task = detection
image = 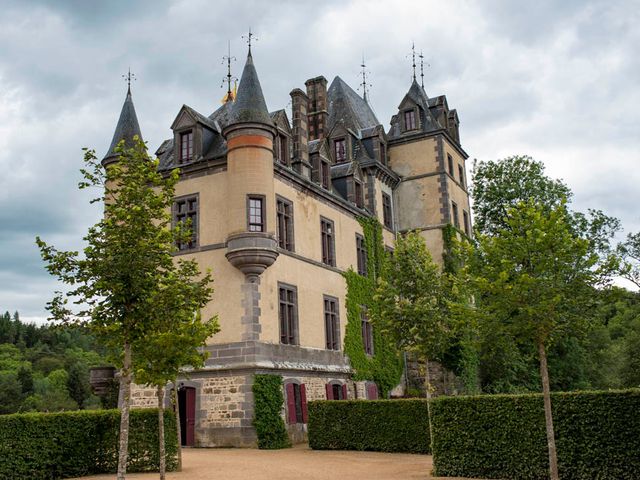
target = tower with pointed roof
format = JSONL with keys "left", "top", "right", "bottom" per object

{"left": 104, "top": 43, "right": 472, "bottom": 448}
{"left": 102, "top": 86, "right": 143, "bottom": 166}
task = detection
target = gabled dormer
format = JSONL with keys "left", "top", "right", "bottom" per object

{"left": 447, "top": 109, "right": 460, "bottom": 144}
{"left": 330, "top": 160, "right": 366, "bottom": 209}
{"left": 327, "top": 123, "right": 354, "bottom": 164}
{"left": 309, "top": 138, "right": 332, "bottom": 190}
{"left": 388, "top": 80, "right": 442, "bottom": 140}
{"left": 270, "top": 109, "right": 292, "bottom": 166}
{"left": 170, "top": 105, "right": 221, "bottom": 165}
{"left": 360, "top": 125, "right": 388, "bottom": 166}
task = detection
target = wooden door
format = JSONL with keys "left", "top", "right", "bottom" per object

{"left": 178, "top": 386, "right": 196, "bottom": 446}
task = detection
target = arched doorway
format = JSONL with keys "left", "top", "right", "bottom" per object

{"left": 178, "top": 386, "right": 196, "bottom": 446}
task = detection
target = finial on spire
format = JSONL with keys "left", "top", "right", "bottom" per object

{"left": 221, "top": 40, "right": 237, "bottom": 103}
{"left": 242, "top": 27, "right": 258, "bottom": 53}
{"left": 122, "top": 68, "right": 136, "bottom": 94}
{"left": 411, "top": 42, "right": 416, "bottom": 81}
{"left": 419, "top": 50, "right": 425, "bottom": 88}
{"left": 358, "top": 53, "right": 372, "bottom": 103}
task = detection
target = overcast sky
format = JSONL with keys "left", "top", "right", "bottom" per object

{"left": 0, "top": 0, "right": 638, "bottom": 323}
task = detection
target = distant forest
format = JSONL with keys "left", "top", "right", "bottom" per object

{"left": 0, "top": 311, "right": 111, "bottom": 414}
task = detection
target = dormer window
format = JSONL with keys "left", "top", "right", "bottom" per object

{"left": 334, "top": 138, "right": 347, "bottom": 163}
{"left": 276, "top": 134, "right": 289, "bottom": 166}
{"left": 180, "top": 131, "right": 193, "bottom": 163}
{"left": 355, "top": 181, "right": 364, "bottom": 208}
{"left": 379, "top": 142, "right": 387, "bottom": 165}
{"left": 404, "top": 109, "right": 417, "bottom": 131}
{"left": 321, "top": 160, "right": 330, "bottom": 189}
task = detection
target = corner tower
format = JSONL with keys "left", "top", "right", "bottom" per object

{"left": 222, "top": 47, "right": 278, "bottom": 341}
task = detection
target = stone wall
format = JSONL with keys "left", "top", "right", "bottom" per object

{"left": 406, "top": 357, "right": 463, "bottom": 397}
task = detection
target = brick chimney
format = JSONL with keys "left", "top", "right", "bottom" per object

{"left": 305, "top": 76, "right": 328, "bottom": 141}
{"left": 289, "top": 88, "right": 311, "bottom": 178}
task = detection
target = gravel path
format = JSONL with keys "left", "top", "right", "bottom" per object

{"left": 70, "top": 444, "right": 476, "bottom": 480}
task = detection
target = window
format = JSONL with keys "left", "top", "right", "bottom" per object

{"left": 275, "top": 134, "right": 289, "bottom": 165}
{"left": 321, "top": 160, "right": 330, "bottom": 189}
{"left": 379, "top": 142, "right": 386, "bottom": 164}
{"left": 180, "top": 131, "right": 193, "bottom": 163}
{"left": 452, "top": 201, "right": 460, "bottom": 228}
{"left": 382, "top": 192, "right": 393, "bottom": 229}
{"left": 463, "top": 210, "right": 470, "bottom": 236}
{"left": 326, "top": 382, "right": 347, "bottom": 400}
{"left": 447, "top": 154, "right": 454, "bottom": 175}
{"left": 356, "top": 234, "right": 367, "bottom": 276}
{"left": 334, "top": 138, "right": 347, "bottom": 162}
{"left": 279, "top": 284, "right": 298, "bottom": 345}
{"left": 285, "top": 382, "right": 308, "bottom": 424}
{"left": 324, "top": 296, "right": 340, "bottom": 351}
{"left": 173, "top": 195, "right": 198, "bottom": 250}
{"left": 247, "top": 195, "right": 265, "bottom": 232}
{"left": 361, "top": 309, "right": 374, "bottom": 355}
{"left": 276, "top": 197, "right": 294, "bottom": 251}
{"left": 404, "top": 109, "right": 417, "bottom": 131}
{"left": 321, "top": 217, "right": 335, "bottom": 266}
{"left": 355, "top": 181, "right": 364, "bottom": 208}
{"left": 458, "top": 164, "right": 465, "bottom": 188}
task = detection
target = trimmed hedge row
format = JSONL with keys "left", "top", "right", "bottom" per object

{"left": 252, "top": 374, "right": 290, "bottom": 449}
{"left": 308, "top": 399, "right": 430, "bottom": 453}
{"left": 432, "top": 390, "right": 640, "bottom": 480}
{"left": 0, "top": 409, "right": 178, "bottom": 480}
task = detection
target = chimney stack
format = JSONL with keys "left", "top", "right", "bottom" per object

{"left": 290, "top": 88, "right": 311, "bottom": 178}
{"left": 305, "top": 76, "right": 328, "bottom": 141}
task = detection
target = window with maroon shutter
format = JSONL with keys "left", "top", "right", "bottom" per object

{"left": 325, "top": 383, "right": 333, "bottom": 400}
{"left": 286, "top": 383, "right": 297, "bottom": 424}
{"left": 341, "top": 383, "right": 348, "bottom": 400}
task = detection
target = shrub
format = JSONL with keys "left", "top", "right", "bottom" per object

{"left": 432, "top": 390, "right": 640, "bottom": 480}
{"left": 308, "top": 399, "right": 430, "bottom": 453}
{"left": 252, "top": 374, "right": 290, "bottom": 449}
{"left": 0, "top": 408, "right": 177, "bottom": 479}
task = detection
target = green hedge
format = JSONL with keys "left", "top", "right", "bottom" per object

{"left": 308, "top": 399, "right": 430, "bottom": 453}
{"left": 432, "top": 390, "right": 640, "bottom": 479}
{"left": 0, "top": 408, "right": 178, "bottom": 479}
{"left": 252, "top": 374, "right": 290, "bottom": 449}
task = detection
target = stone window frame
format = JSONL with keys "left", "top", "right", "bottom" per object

{"left": 463, "top": 210, "right": 471, "bottom": 237}
{"left": 247, "top": 194, "right": 266, "bottom": 232}
{"left": 284, "top": 378, "right": 308, "bottom": 424}
{"left": 275, "top": 132, "right": 290, "bottom": 166}
{"left": 173, "top": 193, "right": 199, "bottom": 251}
{"left": 179, "top": 129, "right": 194, "bottom": 164}
{"left": 278, "top": 282, "right": 299, "bottom": 345}
{"left": 458, "top": 163, "right": 465, "bottom": 188}
{"left": 276, "top": 195, "right": 295, "bottom": 252}
{"left": 452, "top": 201, "right": 460, "bottom": 229}
{"left": 447, "top": 153, "right": 454, "bottom": 175}
{"left": 354, "top": 179, "right": 364, "bottom": 209}
{"left": 320, "top": 216, "right": 336, "bottom": 267}
{"left": 382, "top": 192, "right": 393, "bottom": 229}
{"left": 323, "top": 295, "right": 340, "bottom": 351}
{"left": 378, "top": 140, "right": 387, "bottom": 165}
{"left": 325, "top": 380, "right": 347, "bottom": 400}
{"left": 356, "top": 233, "right": 368, "bottom": 277}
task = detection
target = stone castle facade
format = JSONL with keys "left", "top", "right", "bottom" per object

{"left": 103, "top": 45, "right": 471, "bottom": 447}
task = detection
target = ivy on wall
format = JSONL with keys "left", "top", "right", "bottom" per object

{"left": 343, "top": 217, "right": 403, "bottom": 397}
{"left": 252, "top": 374, "right": 290, "bottom": 449}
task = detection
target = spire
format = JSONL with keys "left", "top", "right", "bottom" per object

{"left": 102, "top": 81, "right": 143, "bottom": 165}
{"left": 221, "top": 40, "right": 237, "bottom": 104}
{"left": 230, "top": 46, "right": 272, "bottom": 126}
{"left": 419, "top": 50, "right": 425, "bottom": 88}
{"left": 358, "top": 53, "right": 371, "bottom": 103}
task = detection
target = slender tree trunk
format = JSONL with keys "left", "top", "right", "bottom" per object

{"left": 157, "top": 385, "right": 166, "bottom": 480}
{"left": 538, "top": 341, "right": 559, "bottom": 480}
{"left": 423, "top": 357, "right": 435, "bottom": 454}
{"left": 173, "top": 381, "right": 182, "bottom": 472}
{"left": 117, "top": 342, "right": 132, "bottom": 480}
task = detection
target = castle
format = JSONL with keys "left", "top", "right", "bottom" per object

{"left": 102, "top": 44, "right": 471, "bottom": 447}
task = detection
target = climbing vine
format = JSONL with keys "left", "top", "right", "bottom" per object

{"left": 343, "top": 217, "right": 403, "bottom": 397}
{"left": 252, "top": 374, "right": 290, "bottom": 449}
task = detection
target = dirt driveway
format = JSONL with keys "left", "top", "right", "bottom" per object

{"left": 71, "top": 444, "right": 476, "bottom": 480}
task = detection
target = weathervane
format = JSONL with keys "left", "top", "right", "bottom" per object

{"left": 221, "top": 40, "right": 237, "bottom": 103}
{"left": 410, "top": 42, "right": 417, "bottom": 81}
{"left": 242, "top": 27, "right": 258, "bottom": 52}
{"left": 358, "top": 53, "right": 372, "bottom": 103}
{"left": 122, "top": 68, "right": 136, "bottom": 94}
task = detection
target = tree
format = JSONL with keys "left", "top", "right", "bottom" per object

{"left": 618, "top": 231, "right": 640, "bottom": 289}
{"left": 36, "top": 137, "right": 188, "bottom": 479}
{"left": 67, "top": 362, "right": 91, "bottom": 409}
{"left": 16, "top": 366, "right": 34, "bottom": 396}
{"left": 469, "top": 201, "right": 605, "bottom": 480}
{"left": 0, "top": 372, "right": 22, "bottom": 414}
{"left": 371, "top": 232, "right": 455, "bottom": 451}
{"left": 133, "top": 262, "right": 218, "bottom": 479}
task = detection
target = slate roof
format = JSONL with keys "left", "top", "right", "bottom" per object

{"left": 231, "top": 50, "right": 273, "bottom": 126}
{"left": 103, "top": 89, "right": 143, "bottom": 164}
{"left": 180, "top": 104, "right": 219, "bottom": 132}
{"left": 327, "top": 76, "right": 379, "bottom": 134}
{"left": 209, "top": 100, "right": 234, "bottom": 130}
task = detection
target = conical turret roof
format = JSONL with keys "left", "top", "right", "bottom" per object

{"left": 102, "top": 88, "right": 143, "bottom": 164}
{"left": 230, "top": 50, "right": 273, "bottom": 126}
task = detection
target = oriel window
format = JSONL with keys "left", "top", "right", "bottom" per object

{"left": 247, "top": 196, "right": 265, "bottom": 232}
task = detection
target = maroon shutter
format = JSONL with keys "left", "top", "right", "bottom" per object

{"left": 341, "top": 384, "right": 348, "bottom": 400}
{"left": 367, "top": 383, "right": 378, "bottom": 400}
{"left": 325, "top": 383, "right": 333, "bottom": 400}
{"left": 286, "top": 383, "right": 296, "bottom": 424}
{"left": 300, "top": 383, "right": 308, "bottom": 423}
